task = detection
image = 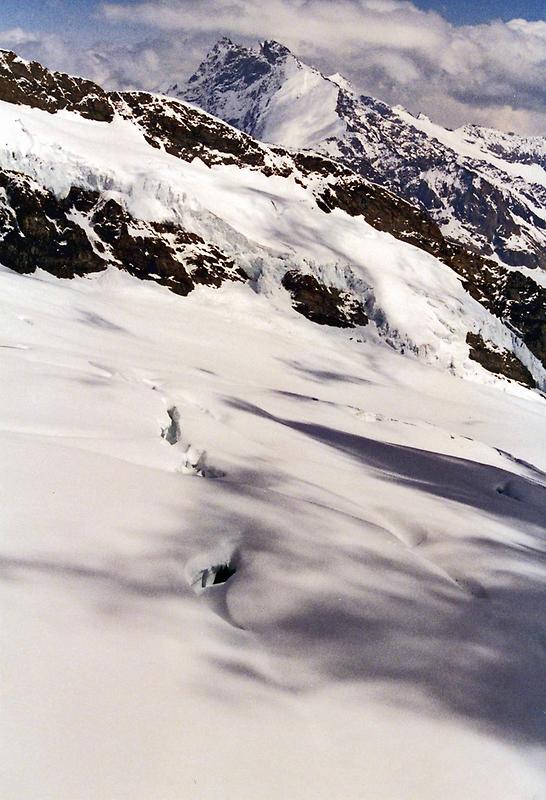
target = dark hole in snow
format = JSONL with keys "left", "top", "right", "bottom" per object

{"left": 200, "top": 561, "right": 237, "bottom": 589}
{"left": 213, "top": 562, "right": 237, "bottom": 585}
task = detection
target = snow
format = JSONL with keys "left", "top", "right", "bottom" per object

{"left": 1, "top": 265, "right": 545, "bottom": 799}
{"left": 395, "top": 107, "right": 546, "bottom": 190}
{"left": 179, "top": 40, "right": 345, "bottom": 151}
{"left": 256, "top": 59, "right": 345, "bottom": 149}
{"left": 509, "top": 264, "right": 546, "bottom": 288}
{"left": 0, "top": 98, "right": 543, "bottom": 389}
{"left": 180, "top": 40, "right": 546, "bottom": 273}
{"left": 0, "top": 76, "right": 545, "bottom": 798}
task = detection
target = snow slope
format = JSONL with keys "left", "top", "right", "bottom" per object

{"left": 0, "top": 50, "right": 545, "bottom": 800}
{"left": 1, "top": 266, "right": 545, "bottom": 799}
{"left": 0, "top": 96, "right": 543, "bottom": 389}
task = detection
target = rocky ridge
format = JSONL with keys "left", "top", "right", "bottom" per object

{"left": 0, "top": 48, "right": 544, "bottom": 389}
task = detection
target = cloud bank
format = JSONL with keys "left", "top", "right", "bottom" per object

{"left": 1, "top": 0, "right": 544, "bottom": 134}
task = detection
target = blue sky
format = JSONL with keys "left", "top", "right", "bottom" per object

{"left": 2, "top": 0, "right": 545, "bottom": 34}
{"left": 2, "top": 2, "right": 108, "bottom": 41}
{"left": 0, "top": 1, "right": 544, "bottom": 134}
{"left": 416, "top": 0, "right": 545, "bottom": 24}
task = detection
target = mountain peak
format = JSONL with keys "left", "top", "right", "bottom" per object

{"left": 171, "top": 37, "right": 546, "bottom": 273}
{"left": 260, "top": 40, "right": 294, "bottom": 63}
{"left": 327, "top": 72, "right": 354, "bottom": 93}
{"left": 174, "top": 38, "right": 344, "bottom": 149}
{"left": 2, "top": 38, "right": 546, "bottom": 800}
{"left": 214, "top": 36, "right": 235, "bottom": 48}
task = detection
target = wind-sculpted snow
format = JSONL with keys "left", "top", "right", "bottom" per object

{"left": 0, "top": 267, "right": 545, "bottom": 798}
{"left": 0, "top": 44, "right": 545, "bottom": 800}
{"left": 178, "top": 39, "right": 546, "bottom": 272}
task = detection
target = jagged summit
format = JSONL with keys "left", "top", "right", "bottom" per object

{"left": 327, "top": 72, "right": 353, "bottom": 93}
{"left": 176, "top": 38, "right": 344, "bottom": 150}
{"left": 173, "top": 38, "right": 546, "bottom": 272}
{"left": 260, "top": 40, "right": 293, "bottom": 61}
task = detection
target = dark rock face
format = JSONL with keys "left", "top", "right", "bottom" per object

{"left": 282, "top": 271, "right": 369, "bottom": 328}
{"left": 447, "top": 249, "right": 546, "bottom": 369}
{"left": 179, "top": 38, "right": 282, "bottom": 136}
{"left": 467, "top": 333, "right": 536, "bottom": 388}
{"left": 113, "top": 91, "right": 269, "bottom": 170}
{"left": 0, "top": 172, "right": 105, "bottom": 278}
{"left": 312, "top": 169, "right": 546, "bottom": 370}
{"left": 335, "top": 91, "right": 546, "bottom": 272}
{"left": 0, "top": 50, "right": 114, "bottom": 121}
{"left": 461, "top": 124, "right": 546, "bottom": 171}
{"left": 317, "top": 174, "right": 446, "bottom": 254}
{"left": 0, "top": 169, "right": 245, "bottom": 295}
{"left": 91, "top": 197, "right": 244, "bottom": 295}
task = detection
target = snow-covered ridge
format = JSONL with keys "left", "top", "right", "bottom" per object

{"left": 0, "top": 50, "right": 544, "bottom": 392}
{"left": 178, "top": 38, "right": 345, "bottom": 151}
{"left": 175, "top": 39, "right": 546, "bottom": 273}
{"left": 0, "top": 48, "right": 114, "bottom": 121}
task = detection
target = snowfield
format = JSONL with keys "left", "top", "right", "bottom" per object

{"left": 0, "top": 59, "right": 545, "bottom": 799}
{"left": 1, "top": 265, "right": 545, "bottom": 799}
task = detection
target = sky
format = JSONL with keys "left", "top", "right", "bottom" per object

{"left": 0, "top": 1, "right": 545, "bottom": 134}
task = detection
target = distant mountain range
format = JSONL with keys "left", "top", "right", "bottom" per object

{"left": 171, "top": 38, "right": 546, "bottom": 272}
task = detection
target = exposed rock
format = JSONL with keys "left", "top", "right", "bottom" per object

{"left": 282, "top": 271, "right": 369, "bottom": 328}
{"left": 312, "top": 170, "right": 546, "bottom": 370}
{"left": 467, "top": 333, "right": 536, "bottom": 388}
{"left": 451, "top": 251, "right": 546, "bottom": 369}
{"left": 112, "top": 91, "right": 269, "bottom": 170}
{"left": 176, "top": 39, "right": 546, "bottom": 271}
{"left": 0, "top": 47, "right": 543, "bottom": 376}
{"left": 335, "top": 91, "right": 546, "bottom": 272}
{"left": 0, "top": 168, "right": 246, "bottom": 294}
{"left": 317, "top": 174, "right": 446, "bottom": 254}
{"left": 0, "top": 50, "right": 114, "bottom": 121}
{"left": 0, "top": 171, "right": 105, "bottom": 277}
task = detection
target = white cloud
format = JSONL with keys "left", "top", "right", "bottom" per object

{"left": 100, "top": 0, "right": 447, "bottom": 53}
{"left": 0, "top": 27, "right": 45, "bottom": 46}
{"left": 0, "top": 28, "right": 79, "bottom": 74}
{"left": 0, "top": 25, "right": 207, "bottom": 93}
{"left": 1, "top": 0, "right": 544, "bottom": 134}
{"left": 97, "top": 0, "right": 546, "bottom": 134}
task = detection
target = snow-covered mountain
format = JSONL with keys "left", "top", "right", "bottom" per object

{"left": 1, "top": 49, "right": 546, "bottom": 800}
{"left": 174, "top": 38, "right": 546, "bottom": 273}
{"left": 1, "top": 48, "right": 545, "bottom": 388}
